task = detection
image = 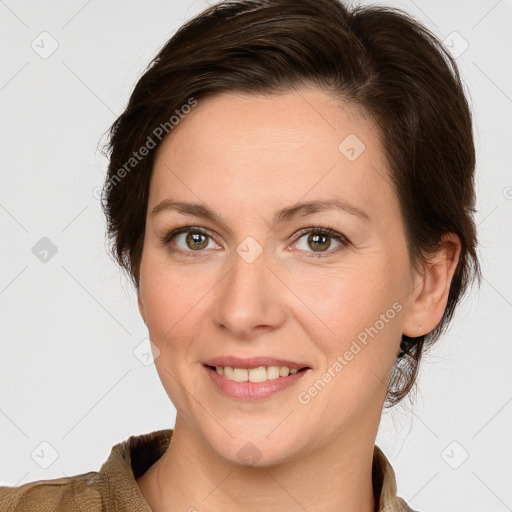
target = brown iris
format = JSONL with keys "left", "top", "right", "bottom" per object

{"left": 308, "top": 233, "right": 330, "bottom": 252}
{"left": 186, "top": 232, "right": 209, "bottom": 250}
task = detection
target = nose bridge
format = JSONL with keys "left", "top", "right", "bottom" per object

{"left": 212, "top": 239, "right": 285, "bottom": 336}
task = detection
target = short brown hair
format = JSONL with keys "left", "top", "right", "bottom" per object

{"left": 101, "top": 0, "right": 480, "bottom": 406}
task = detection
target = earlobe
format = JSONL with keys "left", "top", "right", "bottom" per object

{"left": 402, "top": 234, "right": 461, "bottom": 338}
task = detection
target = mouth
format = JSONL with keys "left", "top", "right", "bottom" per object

{"left": 202, "top": 357, "right": 312, "bottom": 400}
{"left": 204, "top": 364, "right": 310, "bottom": 382}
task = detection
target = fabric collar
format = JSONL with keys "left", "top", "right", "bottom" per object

{"left": 96, "top": 429, "right": 410, "bottom": 511}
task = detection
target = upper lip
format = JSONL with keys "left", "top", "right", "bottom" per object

{"left": 203, "top": 356, "right": 311, "bottom": 370}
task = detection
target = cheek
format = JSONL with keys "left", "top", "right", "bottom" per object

{"left": 291, "top": 261, "right": 402, "bottom": 345}
{"left": 289, "top": 259, "right": 406, "bottom": 405}
{"left": 140, "top": 251, "right": 218, "bottom": 341}
{"left": 290, "top": 271, "right": 404, "bottom": 426}
{"left": 140, "top": 256, "right": 215, "bottom": 415}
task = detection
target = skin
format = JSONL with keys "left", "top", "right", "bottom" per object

{"left": 135, "top": 88, "right": 461, "bottom": 512}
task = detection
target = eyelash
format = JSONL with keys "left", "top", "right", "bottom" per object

{"left": 159, "top": 223, "right": 350, "bottom": 259}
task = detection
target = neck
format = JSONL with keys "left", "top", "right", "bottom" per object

{"left": 138, "top": 414, "right": 378, "bottom": 512}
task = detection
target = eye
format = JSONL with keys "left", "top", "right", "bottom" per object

{"left": 160, "top": 224, "right": 350, "bottom": 258}
{"left": 293, "top": 226, "right": 349, "bottom": 257}
{"left": 160, "top": 225, "right": 220, "bottom": 256}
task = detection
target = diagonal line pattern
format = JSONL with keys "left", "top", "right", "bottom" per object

{"left": 61, "top": 61, "right": 117, "bottom": 115}
{"left": 471, "top": 396, "right": 512, "bottom": 439}
{"left": 482, "top": 276, "right": 512, "bottom": 309}
{"left": 0, "top": 1, "right": 29, "bottom": 28}
{"left": 411, "top": 410, "right": 440, "bottom": 439}
{"left": 367, "top": 366, "right": 388, "bottom": 388}
{"left": 61, "top": 265, "right": 132, "bottom": 334}
{"left": 0, "top": 202, "right": 29, "bottom": 232}
{"left": 0, "top": 265, "right": 29, "bottom": 295}
{"left": 472, "top": 61, "right": 512, "bottom": 105}
{"left": 61, "top": 0, "right": 93, "bottom": 29}
{"left": 477, "top": 204, "right": 499, "bottom": 227}
{"left": 0, "top": 62, "right": 29, "bottom": 93}
{"left": 471, "top": 470, "right": 511, "bottom": 510}
{"left": 265, "top": 410, "right": 293, "bottom": 438}
{"left": 408, "top": 0, "right": 438, "bottom": 28}
{"left": 471, "top": 0, "right": 503, "bottom": 30}
{"left": 14, "top": 472, "right": 30, "bottom": 487}
{"left": 265, "top": 470, "right": 309, "bottom": 511}
{"left": 296, "top": 90, "right": 336, "bottom": 131}
{"left": 407, "top": 471, "right": 439, "bottom": 502}
{"left": 0, "top": 408, "right": 29, "bottom": 438}
{"left": 61, "top": 369, "right": 132, "bottom": 439}
{"left": 201, "top": 470, "right": 234, "bottom": 502}
{"left": 60, "top": 205, "right": 89, "bottom": 233}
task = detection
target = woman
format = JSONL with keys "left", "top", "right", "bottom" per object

{"left": 0, "top": 0, "right": 479, "bottom": 510}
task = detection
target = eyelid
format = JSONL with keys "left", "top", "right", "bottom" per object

{"left": 292, "top": 225, "right": 350, "bottom": 244}
{"left": 159, "top": 224, "right": 221, "bottom": 257}
{"left": 160, "top": 224, "right": 350, "bottom": 257}
{"left": 160, "top": 224, "right": 213, "bottom": 246}
{"left": 290, "top": 225, "right": 350, "bottom": 257}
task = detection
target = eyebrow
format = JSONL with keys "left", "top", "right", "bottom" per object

{"left": 150, "top": 198, "right": 370, "bottom": 230}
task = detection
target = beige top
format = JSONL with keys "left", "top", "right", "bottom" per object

{"left": 0, "top": 429, "right": 416, "bottom": 511}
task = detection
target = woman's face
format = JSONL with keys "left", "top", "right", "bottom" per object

{"left": 138, "top": 88, "right": 418, "bottom": 465}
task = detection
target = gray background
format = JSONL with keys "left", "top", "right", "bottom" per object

{"left": 0, "top": 1, "right": 511, "bottom": 510}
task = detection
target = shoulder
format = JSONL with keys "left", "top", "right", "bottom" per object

{"left": 0, "top": 471, "right": 103, "bottom": 512}
{"left": 0, "top": 428, "right": 172, "bottom": 512}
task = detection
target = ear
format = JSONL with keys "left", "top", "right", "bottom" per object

{"left": 402, "top": 233, "right": 461, "bottom": 337}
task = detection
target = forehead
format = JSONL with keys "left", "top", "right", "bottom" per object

{"left": 149, "top": 88, "right": 395, "bottom": 225}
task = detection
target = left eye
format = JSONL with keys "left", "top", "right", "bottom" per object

{"left": 293, "top": 228, "right": 348, "bottom": 256}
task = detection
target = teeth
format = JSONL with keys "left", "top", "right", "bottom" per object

{"left": 213, "top": 365, "right": 303, "bottom": 382}
{"left": 267, "top": 366, "right": 280, "bottom": 380}
{"left": 233, "top": 368, "right": 248, "bottom": 382}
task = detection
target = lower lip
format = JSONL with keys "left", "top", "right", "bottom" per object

{"left": 204, "top": 365, "right": 310, "bottom": 401}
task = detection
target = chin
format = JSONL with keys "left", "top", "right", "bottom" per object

{"left": 203, "top": 426, "right": 304, "bottom": 468}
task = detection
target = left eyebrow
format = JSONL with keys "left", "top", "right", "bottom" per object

{"left": 271, "top": 199, "right": 370, "bottom": 227}
{"left": 150, "top": 198, "right": 369, "bottom": 231}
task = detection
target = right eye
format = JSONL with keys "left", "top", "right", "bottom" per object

{"left": 160, "top": 226, "right": 222, "bottom": 257}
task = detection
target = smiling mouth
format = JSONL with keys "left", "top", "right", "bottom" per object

{"left": 205, "top": 364, "right": 310, "bottom": 383}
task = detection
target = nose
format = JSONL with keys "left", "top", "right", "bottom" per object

{"left": 212, "top": 245, "right": 287, "bottom": 339}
